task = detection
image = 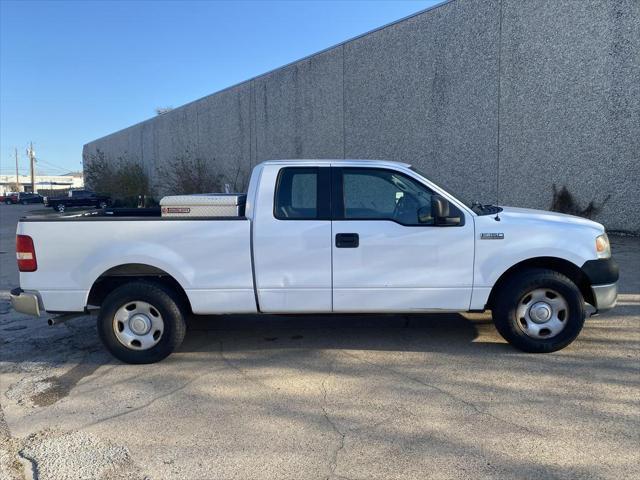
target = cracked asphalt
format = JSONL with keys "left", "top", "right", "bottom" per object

{"left": 0, "top": 204, "right": 639, "bottom": 480}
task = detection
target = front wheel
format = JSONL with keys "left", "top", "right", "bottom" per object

{"left": 97, "top": 281, "right": 187, "bottom": 364}
{"left": 492, "top": 268, "right": 585, "bottom": 353}
{"left": 56, "top": 203, "right": 65, "bottom": 213}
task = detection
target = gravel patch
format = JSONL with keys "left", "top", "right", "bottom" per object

{"left": 6, "top": 374, "right": 55, "bottom": 408}
{"left": 0, "top": 402, "right": 22, "bottom": 480}
{"left": 0, "top": 443, "right": 23, "bottom": 480}
{"left": 20, "top": 430, "right": 142, "bottom": 480}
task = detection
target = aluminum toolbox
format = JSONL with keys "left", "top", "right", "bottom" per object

{"left": 160, "top": 193, "right": 246, "bottom": 217}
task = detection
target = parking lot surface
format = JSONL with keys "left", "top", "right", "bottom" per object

{"left": 1, "top": 203, "right": 638, "bottom": 480}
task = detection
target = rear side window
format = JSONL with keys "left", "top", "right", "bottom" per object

{"left": 274, "top": 167, "right": 329, "bottom": 220}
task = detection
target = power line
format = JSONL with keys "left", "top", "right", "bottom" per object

{"left": 37, "top": 160, "right": 70, "bottom": 172}
{"left": 37, "top": 157, "right": 76, "bottom": 172}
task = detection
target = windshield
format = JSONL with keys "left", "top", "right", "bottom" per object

{"left": 409, "top": 166, "right": 469, "bottom": 206}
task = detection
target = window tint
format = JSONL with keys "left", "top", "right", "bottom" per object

{"left": 274, "top": 168, "right": 318, "bottom": 219}
{"left": 341, "top": 169, "right": 434, "bottom": 225}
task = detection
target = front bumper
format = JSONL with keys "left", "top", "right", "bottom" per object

{"left": 582, "top": 258, "right": 619, "bottom": 312}
{"left": 10, "top": 287, "right": 42, "bottom": 316}
{"left": 591, "top": 283, "right": 618, "bottom": 312}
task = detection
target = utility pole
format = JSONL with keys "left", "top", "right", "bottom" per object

{"left": 14, "top": 148, "right": 19, "bottom": 189}
{"left": 26, "top": 142, "right": 36, "bottom": 192}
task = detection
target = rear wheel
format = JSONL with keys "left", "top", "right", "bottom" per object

{"left": 492, "top": 268, "right": 585, "bottom": 353}
{"left": 97, "top": 281, "right": 187, "bottom": 364}
{"left": 56, "top": 203, "right": 65, "bottom": 213}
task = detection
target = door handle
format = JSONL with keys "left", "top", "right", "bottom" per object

{"left": 336, "top": 233, "right": 359, "bottom": 248}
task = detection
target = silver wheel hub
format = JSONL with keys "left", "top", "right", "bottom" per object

{"left": 516, "top": 288, "right": 569, "bottom": 339}
{"left": 113, "top": 301, "right": 164, "bottom": 350}
{"left": 529, "top": 302, "right": 552, "bottom": 323}
{"left": 129, "top": 314, "right": 152, "bottom": 335}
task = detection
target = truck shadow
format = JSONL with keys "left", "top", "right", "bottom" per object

{"left": 180, "top": 312, "right": 508, "bottom": 354}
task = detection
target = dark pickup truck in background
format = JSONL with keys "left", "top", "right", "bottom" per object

{"left": 44, "top": 189, "right": 111, "bottom": 212}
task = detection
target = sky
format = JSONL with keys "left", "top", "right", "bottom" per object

{"left": 0, "top": 0, "right": 439, "bottom": 175}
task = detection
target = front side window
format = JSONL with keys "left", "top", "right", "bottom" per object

{"left": 339, "top": 168, "right": 435, "bottom": 225}
{"left": 274, "top": 167, "right": 321, "bottom": 220}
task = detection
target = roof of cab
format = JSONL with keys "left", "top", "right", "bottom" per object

{"left": 258, "top": 159, "right": 412, "bottom": 168}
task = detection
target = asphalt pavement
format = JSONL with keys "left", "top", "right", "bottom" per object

{"left": 0, "top": 203, "right": 638, "bottom": 480}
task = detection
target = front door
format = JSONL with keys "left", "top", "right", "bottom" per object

{"left": 331, "top": 167, "right": 475, "bottom": 312}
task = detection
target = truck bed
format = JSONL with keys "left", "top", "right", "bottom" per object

{"left": 21, "top": 207, "right": 245, "bottom": 220}
{"left": 17, "top": 212, "right": 257, "bottom": 314}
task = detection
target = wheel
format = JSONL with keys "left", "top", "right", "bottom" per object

{"left": 21, "top": 200, "right": 28, "bottom": 205}
{"left": 56, "top": 203, "right": 65, "bottom": 213}
{"left": 4, "top": 200, "right": 10, "bottom": 205}
{"left": 98, "top": 201, "right": 108, "bottom": 209}
{"left": 97, "top": 281, "right": 187, "bottom": 364}
{"left": 492, "top": 268, "right": 585, "bottom": 353}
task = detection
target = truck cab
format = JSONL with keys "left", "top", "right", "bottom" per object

{"left": 249, "top": 160, "right": 475, "bottom": 313}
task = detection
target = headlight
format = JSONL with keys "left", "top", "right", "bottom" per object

{"left": 595, "top": 233, "right": 611, "bottom": 258}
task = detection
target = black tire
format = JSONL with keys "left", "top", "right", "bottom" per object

{"left": 97, "top": 281, "right": 187, "bottom": 364}
{"left": 56, "top": 203, "right": 65, "bottom": 213}
{"left": 492, "top": 268, "right": 585, "bottom": 353}
{"left": 21, "top": 200, "right": 27, "bottom": 205}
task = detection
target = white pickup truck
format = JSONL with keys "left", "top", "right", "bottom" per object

{"left": 11, "top": 160, "right": 618, "bottom": 363}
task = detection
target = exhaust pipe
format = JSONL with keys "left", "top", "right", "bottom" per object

{"left": 48, "top": 313, "right": 85, "bottom": 326}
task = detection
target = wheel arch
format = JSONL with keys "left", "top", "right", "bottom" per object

{"left": 486, "top": 257, "right": 593, "bottom": 310}
{"left": 87, "top": 263, "right": 192, "bottom": 313}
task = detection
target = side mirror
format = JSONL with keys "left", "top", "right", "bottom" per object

{"left": 431, "top": 195, "right": 450, "bottom": 218}
{"left": 418, "top": 205, "right": 433, "bottom": 224}
{"left": 431, "top": 195, "right": 462, "bottom": 226}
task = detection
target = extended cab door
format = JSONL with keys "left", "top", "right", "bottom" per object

{"left": 252, "top": 165, "right": 333, "bottom": 313}
{"left": 331, "top": 167, "right": 475, "bottom": 312}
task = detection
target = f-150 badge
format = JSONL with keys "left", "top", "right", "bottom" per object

{"left": 481, "top": 233, "right": 504, "bottom": 240}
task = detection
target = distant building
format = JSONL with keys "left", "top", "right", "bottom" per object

{"left": 0, "top": 172, "right": 83, "bottom": 195}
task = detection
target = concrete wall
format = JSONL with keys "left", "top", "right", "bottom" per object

{"left": 83, "top": 0, "right": 640, "bottom": 232}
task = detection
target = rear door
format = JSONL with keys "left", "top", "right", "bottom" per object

{"left": 331, "top": 167, "right": 475, "bottom": 312}
{"left": 252, "top": 166, "right": 333, "bottom": 313}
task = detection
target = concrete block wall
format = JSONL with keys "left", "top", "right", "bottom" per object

{"left": 83, "top": 0, "right": 640, "bottom": 232}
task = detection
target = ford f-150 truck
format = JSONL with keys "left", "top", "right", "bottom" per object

{"left": 11, "top": 160, "right": 618, "bottom": 363}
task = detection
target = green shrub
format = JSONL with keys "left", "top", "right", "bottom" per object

{"left": 550, "top": 184, "right": 610, "bottom": 219}
{"left": 156, "top": 154, "right": 224, "bottom": 195}
{"left": 84, "top": 149, "right": 154, "bottom": 204}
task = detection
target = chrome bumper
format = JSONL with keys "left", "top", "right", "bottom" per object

{"left": 10, "top": 288, "right": 42, "bottom": 316}
{"left": 591, "top": 283, "right": 618, "bottom": 312}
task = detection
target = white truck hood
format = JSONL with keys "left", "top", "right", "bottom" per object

{"left": 496, "top": 206, "right": 605, "bottom": 232}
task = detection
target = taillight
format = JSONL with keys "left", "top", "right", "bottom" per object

{"left": 16, "top": 235, "right": 37, "bottom": 272}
